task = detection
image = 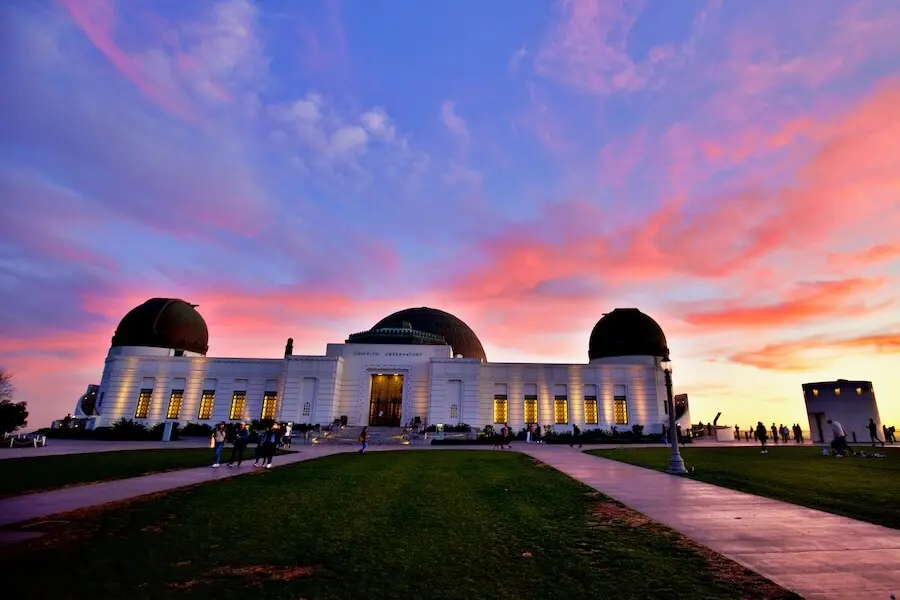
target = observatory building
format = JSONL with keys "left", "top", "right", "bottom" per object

{"left": 803, "top": 379, "right": 883, "bottom": 443}
{"left": 73, "top": 299, "right": 690, "bottom": 432}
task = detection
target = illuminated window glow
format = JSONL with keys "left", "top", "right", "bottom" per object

{"left": 834, "top": 388, "right": 841, "bottom": 396}
{"left": 584, "top": 397, "right": 598, "bottom": 425}
{"left": 261, "top": 392, "right": 278, "bottom": 420}
{"left": 554, "top": 397, "right": 568, "bottom": 424}
{"left": 493, "top": 396, "right": 508, "bottom": 424}
{"left": 198, "top": 391, "right": 215, "bottom": 420}
{"left": 812, "top": 389, "right": 819, "bottom": 397}
{"left": 614, "top": 399, "right": 628, "bottom": 425}
{"left": 524, "top": 397, "right": 538, "bottom": 424}
{"left": 856, "top": 387, "right": 862, "bottom": 395}
{"left": 135, "top": 389, "right": 152, "bottom": 419}
{"left": 229, "top": 392, "right": 246, "bottom": 420}
{"left": 166, "top": 390, "right": 184, "bottom": 419}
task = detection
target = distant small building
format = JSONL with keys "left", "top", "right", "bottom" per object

{"left": 802, "top": 380, "right": 882, "bottom": 443}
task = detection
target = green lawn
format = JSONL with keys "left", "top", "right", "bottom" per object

{"left": 1, "top": 451, "right": 796, "bottom": 600}
{"left": 589, "top": 446, "right": 900, "bottom": 529}
{"left": 0, "top": 447, "right": 292, "bottom": 498}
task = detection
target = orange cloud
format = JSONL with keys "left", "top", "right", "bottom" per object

{"left": 682, "top": 278, "right": 888, "bottom": 329}
{"left": 730, "top": 332, "right": 900, "bottom": 371}
{"left": 827, "top": 243, "right": 900, "bottom": 269}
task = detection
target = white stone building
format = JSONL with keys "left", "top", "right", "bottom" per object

{"left": 803, "top": 379, "right": 883, "bottom": 443}
{"left": 74, "top": 299, "right": 690, "bottom": 432}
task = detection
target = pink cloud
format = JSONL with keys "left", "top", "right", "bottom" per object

{"left": 598, "top": 128, "right": 646, "bottom": 189}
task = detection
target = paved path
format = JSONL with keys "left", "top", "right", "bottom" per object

{"left": 0, "top": 438, "right": 211, "bottom": 459}
{"left": 0, "top": 447, "right": 354, "bottom": 527}
{"left": 522, "top": 446, "right": 900, "bottom": 600}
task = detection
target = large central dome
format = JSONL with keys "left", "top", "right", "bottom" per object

{"left": 370, "top": 307, "right": 487, "bottom": 361}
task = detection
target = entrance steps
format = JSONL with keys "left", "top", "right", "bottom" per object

{"left": 318, "top": 426, "right": 410, "bottom": 446}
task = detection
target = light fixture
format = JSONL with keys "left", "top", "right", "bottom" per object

{"left": 660, "top": 358, "right": 672, "bottom": 373}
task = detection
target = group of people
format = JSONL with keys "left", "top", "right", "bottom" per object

{"left": 737, "top": 423, "right": 805, "bottom": 445}
{"left": 210, "top": 421, "right": 293, "bottom": 469}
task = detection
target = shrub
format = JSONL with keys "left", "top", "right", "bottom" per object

{"left": 180, "top": 422, "right": 214, "bottom": 437}
{"left": 423, "top": 423, "right": 471, "bottom": 433}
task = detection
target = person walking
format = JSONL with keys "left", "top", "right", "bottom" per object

{"left": 262, "top": 422, "right": 280, "bottom": 469}
{"left": 770, "top": 423, "right": 778, "bottom": 444}
{"left": 359, "top": 426, "right": 368, "bottom": 454}
{"left": 211, "top": 422, "right": 227, "bottom": 467}
{"left": 252, "top": 425, "right": 268, "bottom": 467}
{"left": 282, "top": 422, "right": 293, "bottom": 448}
{"left": 755, "top": 421, "right": 769, "bottom": 453}
{"left": 227, "top": 422, "right": 250, "bottom": 467}
{"left": 867, "top": 418, "right": 885, "bottom": 447}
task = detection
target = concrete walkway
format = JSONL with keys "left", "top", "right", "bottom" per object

{"left": 522, "top": 445, "right": 900, "bottom": 600}
{"left": 0, "top": 446, "right": 356, "bottom": 528}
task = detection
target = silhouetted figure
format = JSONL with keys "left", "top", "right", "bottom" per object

{"left": 569, "top": 424, "right": 583, "bottom": 448}
{"left": 827, "top": 419, "right": 848, "bottom": 456}
{"left": 867, "top": 418, "right": 885, "bottom": 447}
{"left": 745, "top": 427, "right": 752, "bottom": 442}
{"left": 771, "top": 423, "right": 778, "bottom": 444}
{"left": 755, "top": 422, "right": 768, "bottom": 453}
{"left": 734, "top": 425, "right": 740, "bottom": 440}
{"left": 706, "top": 423, "right": 712, "bottom": 436}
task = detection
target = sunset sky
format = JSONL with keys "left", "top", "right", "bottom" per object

{"left": 2, "top": 0, "right": 899, "bottom": 431}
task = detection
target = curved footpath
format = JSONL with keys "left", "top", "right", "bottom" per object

{"left": 1, "top": 443, "right": 898, "bottom": 599}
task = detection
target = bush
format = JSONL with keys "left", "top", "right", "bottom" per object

{"left": 180, "top": 422, "right": 214, "bottom": 437}
{"left": 149, "top": 422, "right": 180, "bottom": 441}
{"left": 423, "top": 423, "right": 471, "bottom": 433}
{"left": 431, "top": 438, "right": 497, "bottom": 446}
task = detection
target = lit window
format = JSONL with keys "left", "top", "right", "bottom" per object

{"left": 856, "top": 387, "right": 862, "bottom": 395}
{"left": 524, "top": 397, "right": 538, "bottom": 424}
{"left": 614, "top": 399, "right": 628, "bottom": 425}
{"left": 812, "top": 389, "right": 819, "bottom": 397}
{"left": 834, "top": 388, "right": 841, "bottom": 396}
{"left": 493, "top": 395, "right": 508, "bottom": 424}
{"left": 302, "top": 401, "right": 311, "bottom": 417}
{"left": 554, "top": 396, "right": 568, "bottom": 424}
{"left": 229, "top": 392, "right": 246, "bottom": 420}
{"left": 261, "top": 392, "right": 277, "bottom": 420}
{"left": 166, "top": 390, "right": 184, "bottom": 419}
{"left": 450, "top": 404, "right": 459, "bottom": 420}
{"left": 198, "top": 391, "right": 215, "bottom": 420}
{"left": 584, "top": 397, "right": 598, "bottom": 425}
{"left": 135, "top": 389, "right": 152, "bottom": 419}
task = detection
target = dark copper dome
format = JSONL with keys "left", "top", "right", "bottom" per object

{"left": 370, "top": 307, "right": 487, "bottom": 361}
{"left": 111, "top": 298, "right": 209, "bottom": 355}
{"left": 588, "top": 308, "right": 668, "bottom": 361}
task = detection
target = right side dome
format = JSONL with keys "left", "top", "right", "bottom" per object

{"left": 588, "top": 308, "right": 669, "bottom": 361}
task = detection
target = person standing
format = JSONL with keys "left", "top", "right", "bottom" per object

{"left": 227, "top": 423, "right": 249, "bottom": 467}
{"left": 212, "top": 422, "right": 227, "bottom": 467}
{"left": 359, "top": 426, "right": 368, "bottom": 454}
{"left": 262, "top": 423, "right": 280, "bottom": 469}
{"left": 755, "top": 421, "right": 768, "bottom": 453}
{"left": 282, "top": 422, "right": 293, "bottom": 448}
{"left": 867, "top": 418, "right": 885, "bottom": 447}
{"left": 770, "top": 423, "right": 778, "bottom": 444}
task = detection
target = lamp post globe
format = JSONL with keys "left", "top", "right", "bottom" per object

{"left": 661, "top": 358, "right": 687, "bottom": 475}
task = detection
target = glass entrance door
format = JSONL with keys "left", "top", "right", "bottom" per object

{"left": 369, "top": 374, "right": 403, "bottom": 426}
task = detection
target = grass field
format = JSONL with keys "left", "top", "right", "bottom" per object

{"left": 0, "top": 447, "right": 292, "bottom": 498}
{"left": 589, "top": 446, "right": 900, "bottom": 529}
{"left": 0, "top": 451, "right": 797, "bottom": 600}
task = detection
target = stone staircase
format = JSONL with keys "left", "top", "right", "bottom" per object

{"left": 318, "top": 426, "right": 410, "bottom": 446}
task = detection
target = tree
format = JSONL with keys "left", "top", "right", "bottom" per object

{"left": 0, "top": 370, "right": 28, "bottom": 435}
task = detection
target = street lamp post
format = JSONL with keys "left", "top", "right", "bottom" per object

{"left": 661, "top": 358, "right": 687, "bottom": 475}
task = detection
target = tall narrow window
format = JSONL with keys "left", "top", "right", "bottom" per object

{"left": 302, "top": 401, "right": 311, "bottom": 417}
{"left": 554, "top": 396, "right": 568, "bottom": 424}
{"left": 614, "top": 384, "right": 628, "bottom": 425}
{"left": 493, "top": 395, "right": 508, "bottom": 424}
{"left": 198, "top": 390, "right": 215, "bottom": 420}
{"left": 135, "top": 389, "right": 152, "bottom": 419}
{"left": 450, "top": 404, "right": 459, "bottom": 420}
{"left": 261, "top": 392, "right": 277, "bottom": 420}
{"left": 584, "top": 397, "right": 598, "bottom": 425}
{"left": 229, "top": 392, "right": 246, "bottom": 420}
{"left": 166, "top": 389, "right": 184, "bottom": 419}
{"left": 524, "top": 396, "right": 538, "bottom": 424}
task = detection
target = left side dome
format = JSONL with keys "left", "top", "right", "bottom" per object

{"left": 111, "top": 298, "right": 209, "bottom": 355}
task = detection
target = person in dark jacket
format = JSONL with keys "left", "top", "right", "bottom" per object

{"left": 867, "top": 418, "right": 885, "bottom": 447}
{"left": 252, "top": 426, "right": 268, "bottom": 467}
{"left": 359, "top": 426, "right": 368, "bottom": 454}
{"left": 227, "top": 423, "right": 250, "bottom": 467}
{"left": 261, "top": 423, "right": 281, "bottom": 469}
{"left": 755, "top": 422, "right": 769, "bottom": 453}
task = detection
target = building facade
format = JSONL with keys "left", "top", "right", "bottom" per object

{"left": 803, "top": 379, "right": 882, "bottom": 443}
{"left": 75, "top": 299, "right": 690, "bottom": 433}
